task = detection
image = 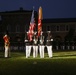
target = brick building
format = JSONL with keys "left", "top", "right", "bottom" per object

{"left": 0, "top": 8, "right": 37, "bottom": 38}
{"left": 0, "top": 8, "right": 38, "bottom": 50}
{"left": 0, "top": 8, "right": 76, "bottom": 50}
{"left": 42, "top": 18, "right": 76, "bottom": 50}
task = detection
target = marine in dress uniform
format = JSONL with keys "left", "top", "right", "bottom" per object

{"left": 33, "top": 32, "right": 38, "bottom": 58}
{"left": 46, "top": 31, "right": 53, "bottom": 58}
{"left": 39, "top": 31, "right": 45, "bottom": 58}
{"left": 25, "top": 32, "right": 32, "bottom": 58}
{"left": 3, "top": 34, "right": 10, "bottom": 58}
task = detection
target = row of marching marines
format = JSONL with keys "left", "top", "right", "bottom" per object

{"left": 3, "top": 31, "right": 53, "bottom": 58}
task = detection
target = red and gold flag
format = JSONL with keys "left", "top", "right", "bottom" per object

{"left": 38, "top": 6, "right": 43, "bottom": 37}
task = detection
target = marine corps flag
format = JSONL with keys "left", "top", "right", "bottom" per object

{"left": 28, "top": 9, "right": 36, "bottom": 41}
{"left": 38, "top": 6, "right": 43, "bottom": 37}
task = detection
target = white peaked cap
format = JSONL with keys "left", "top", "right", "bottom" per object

{"left": 5, "top": 34, "right": 7, "bottom": 37}
{"left": 47, "top": 31, "right": 51, "bottom": 33}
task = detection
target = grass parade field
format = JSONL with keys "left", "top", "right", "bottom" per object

{"left": 0, "top": 50, "right": 76, "bottom": 75}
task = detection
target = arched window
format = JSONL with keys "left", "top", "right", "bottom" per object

{"left": 75, "top": 25, "right": 76, "bottom": 32}
{"left": 0, "top": 16, "right": 2, "bottom": 21}
{"left": 7, "top": 24, "right": 11, "bottom": 32}
{"left": 16, "top": 25, "right": 20, "bottom": 32}
{"left": 47, "top": 26, "right": 50, "bottom": 31}
{"left": 56, "top": 25, "right": 60, "bottom": 31}
{"left": 25, "top": 25, "right": 26, "bottom": 32}
{"left": 65, "top": 25, "right": 69, "bottom": 31}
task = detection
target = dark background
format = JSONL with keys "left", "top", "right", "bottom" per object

{"left": 0, "top": 0, "right": 76, "bottom": 19}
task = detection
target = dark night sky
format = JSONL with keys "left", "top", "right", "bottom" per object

{"left": 0, "top": 0, "right": 76, "bottom": 19}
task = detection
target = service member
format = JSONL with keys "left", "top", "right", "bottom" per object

{"left": 39, "top": 31, "right": 45, "bottom": 58}
{"left": 25, "top": 32, "right": 32, "bottom": 58}
{"left": 3, "top": 34, "right": 10, "bottom": 58}
{"left": 46, "top": 31, "right": 53, "bottom": 58}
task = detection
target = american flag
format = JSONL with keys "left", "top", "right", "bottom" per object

{"left": 28, "top": 9, "right": 36, "bottom": 41}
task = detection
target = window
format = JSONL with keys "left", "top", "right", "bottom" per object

{"left": 47, "top": 26, "right": 50, "bottom": 31}
{"left": 7, "top": 25, "right": 11, "bottom": 32}
{"left": 0, "top": 16, "right": 2, "bottom": 21}
{"left": 65, "top": 25, "right": 69, "bottom": 31}
{"left": 56, "top": 25, "right": 60, "bottom": 31}
{"left": 75, "top": 25, "right": 76, "bottom": 32}
{"left": 25, "top": 25, "right": 26, "bottom": 32}
{"left": 16, "top": 25, "right": 20, "bottom": 32}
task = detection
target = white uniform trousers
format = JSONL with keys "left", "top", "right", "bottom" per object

{"left": 26, "top": 45, "right": 31, "bottom": 58}
{"left": 5, "top": 46, "right": 10, "bottom": 58}
{"left": 29, "top": 45, "right": 32, "bottom": 57}
{"left": 47, "top": 46, "right": 52, "bottom": 58}
{"left": 33, "top": 46, "right": 38, "bottom": 58}
{"left": 39, "top": 45, "right": 44, "bottom": 58}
